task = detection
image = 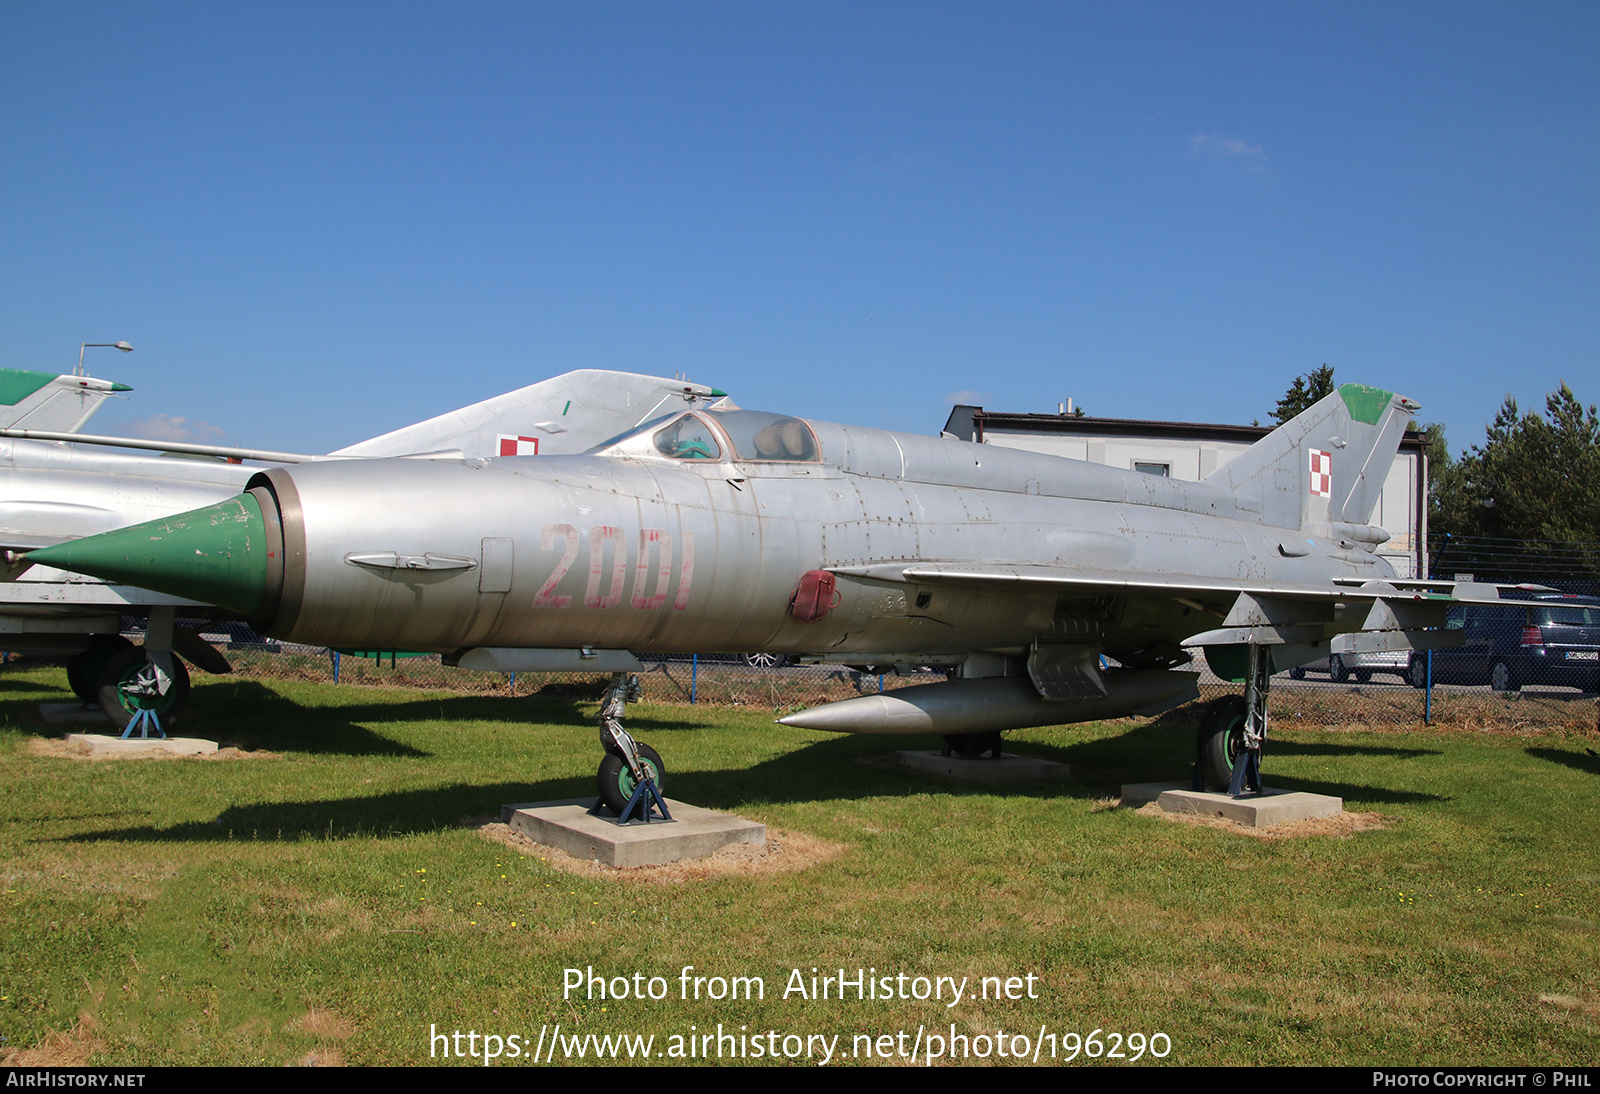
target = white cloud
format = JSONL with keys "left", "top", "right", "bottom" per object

{"left": 1189, "top": 132, "right": 1268, "bottom": 171}
{"left": 125, "top": 414, "right": 226, "bottom": 443}
{"left": 945, "top": 389, "right": 986, "bottom": 405}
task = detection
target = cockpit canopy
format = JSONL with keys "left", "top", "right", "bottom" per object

{"left": 709, "top": 410, "right": 818, "bottom": 461}
{"left": 590, "top": 409, "right": 821, "bottom": 463}
{"left": 652, "top": 414, "right": 723, "bottom": 460}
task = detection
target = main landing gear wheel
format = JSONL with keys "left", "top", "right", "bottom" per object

{"left": 597, "top": 743, "right": 666, "bottom": 815}
{"left": 67, "top": 634, "right": 133, "bottom": 704}
{"left": 97, "top": 646, "right": 191, "bottom": 729}
{"left": 1195, "top": 695, "right": 1246, "bottom": 792}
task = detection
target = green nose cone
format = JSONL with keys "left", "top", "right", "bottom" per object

{"left": 28, "top": 494, "right": 268, "bottom": 615}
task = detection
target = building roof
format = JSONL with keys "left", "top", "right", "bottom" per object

{"left": 942, "top": 405, "right": 1425, "bottom": 450}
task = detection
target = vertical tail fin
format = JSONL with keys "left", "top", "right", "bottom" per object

{"left": 0, "top": 369, "right": 130, "bottom": 433}
{"left": 331, "top": 370, "right": 728, "bottom": 459}
{"left": 1203, "top": 383, "right": 1417, "bottom": 532}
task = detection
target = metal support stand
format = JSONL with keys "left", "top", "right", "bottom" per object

{"left": 121, "top": 707, "right": 166, "bottom": 740}
{"left": 1228, "top": 644, "right": 1270, "bottom": 797}
{"left": 609, "top": 775, "right": 673, "bottom": 825}
{"left": 591, "top": 672, "right": 672, "bottom": 825}
{"left": 113, "top": 610, "right": 180, "bottom": 736}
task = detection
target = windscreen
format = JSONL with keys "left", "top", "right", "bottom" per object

{"left": 651, "top": 414, "right": 722, "bottom": 460}
{"left": 708, "top": 410, "right": 819, "bottom": 461}
{"left": 586, "top": 414, "right": 677, "bottom": 453}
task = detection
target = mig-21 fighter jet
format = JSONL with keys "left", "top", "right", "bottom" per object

{"left": 28, "top": 378, "right": 1482, "bottom": 801}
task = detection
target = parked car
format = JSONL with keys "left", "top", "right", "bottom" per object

{"left": 1288, "top": 644, "right": 1410, "bottom": 684}
{"left": 1410, "top": 591, "right": 1600, "bottom": 692}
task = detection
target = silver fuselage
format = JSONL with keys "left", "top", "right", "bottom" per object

{"left": 258, "top": 417, "right": 1394, "bottom": 659}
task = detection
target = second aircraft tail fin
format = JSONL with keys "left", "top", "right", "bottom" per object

{"left": 0, "top": 369, "right": 130, "bottom": 434}
{"left": 332, "top": 370, "right": 728, "bottom": 460}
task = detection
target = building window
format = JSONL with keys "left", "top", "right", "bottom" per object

{"left": 1134, "top": 462, "right": 1170, "bottom": 477}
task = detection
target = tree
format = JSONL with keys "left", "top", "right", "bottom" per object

{"left": 1272, "top": 364, "right": 1336, "bottom": 424}
{"left": 1418, "top": 420, "right": 1451, "bottom": 476}
{"left": 1428, "top": 382, "right": 1600, "bottom": 584}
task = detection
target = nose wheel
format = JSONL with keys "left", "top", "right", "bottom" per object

{"left": 590, "top": 673, "right": 672, "bottom": 824}
{"left": 100, "top": 646, "right": 191, "bottom": 732}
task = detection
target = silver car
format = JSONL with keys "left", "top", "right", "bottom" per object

{"left": 1288, "top": 645, "right": 1410, "bottom": 684}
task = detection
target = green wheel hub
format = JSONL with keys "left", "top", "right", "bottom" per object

{"left": 97, "top": 647, "right": 191, "bottom": 727}
{"left": 596, "top": 743, "right": 666, "bottom": 814}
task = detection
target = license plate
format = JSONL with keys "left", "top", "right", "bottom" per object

{"left": 1565, "top": 650, "right": 1598, "bottom": 661}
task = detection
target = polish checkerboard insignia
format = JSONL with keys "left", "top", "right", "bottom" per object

{"left": 1309, "top": 449, "right": 1332, "bottom": 498}
{"left": 497, "top": 434, "right": 540, "bottom": 456}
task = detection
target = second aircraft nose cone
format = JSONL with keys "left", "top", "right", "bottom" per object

{"left": 27, "top": 493, "right": 269, "bottom": 616}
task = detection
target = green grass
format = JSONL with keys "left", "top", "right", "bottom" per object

{"left": 1, "top": 664, "right": 1597, "bottom": 1066}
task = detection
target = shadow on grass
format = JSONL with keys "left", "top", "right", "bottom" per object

{"left": 60, "top": 737, "right": 986, "bottom": 844}
{"left": 173, "top": 680, "right": 435, "bottom": 758}
{"left": 63, "top": 732, "right": 1095, "bottom": 844}
{"left": 66, "top": 780, "right": 579, "bottom": 843}
{"left": 997, "top": 715, "right": 1448, "bottom": 805}
{"left": 0, "top": 668, "right": 77, "bottom": 734}
{"left": 1526, "top": 746, "right": 1600, "bottom": 777}
{"left": 0, "top": 677, "right": 73, "bottom": 697}
{"left": 63, "top": 714, "right": 1447, "bottom": 845}
{"left": 190, "top": 680, "right": 712, "bottom": 741}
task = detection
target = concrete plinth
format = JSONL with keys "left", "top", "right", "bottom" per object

{"left": 40, "top": 703, "right": 111, "bottom": 725}
{"left": 63, "top": 733, "right": 218, "bottom": 756}
{"left": 892, "top": 751, "right": 1071, "bottom": 782}
{"left": 502, "top": 798, "right": 765, "bottom": 869}
{"left": 1121, "top": 781, "right": 1343, "bottom": 828}
{"left": 1120, "top": 781, "right": 1186, "bottom": 808}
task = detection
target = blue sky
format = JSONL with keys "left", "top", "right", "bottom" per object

{"left": 2, "top": 2, "right": 1595, "bottom": 457}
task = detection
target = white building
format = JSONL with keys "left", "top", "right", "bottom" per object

{"left": 942, "top": 405, "right": 1429, "bottom": 579}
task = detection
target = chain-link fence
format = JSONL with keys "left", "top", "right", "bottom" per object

{"left": 25, "top": 581, "right": 1596, "bottom": 735}
{"left": 207, "top": 640, "right": 1598, "bottom": 733}
{"left": 226, "top": 644, "right": 944, "bottom": 710}
{"left": 1431, "top": 535, "right": 1600, "bottom": 597}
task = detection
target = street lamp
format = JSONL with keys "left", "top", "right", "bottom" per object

{"left": 76, "top": 341, "right": 133, "bottom": 377}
